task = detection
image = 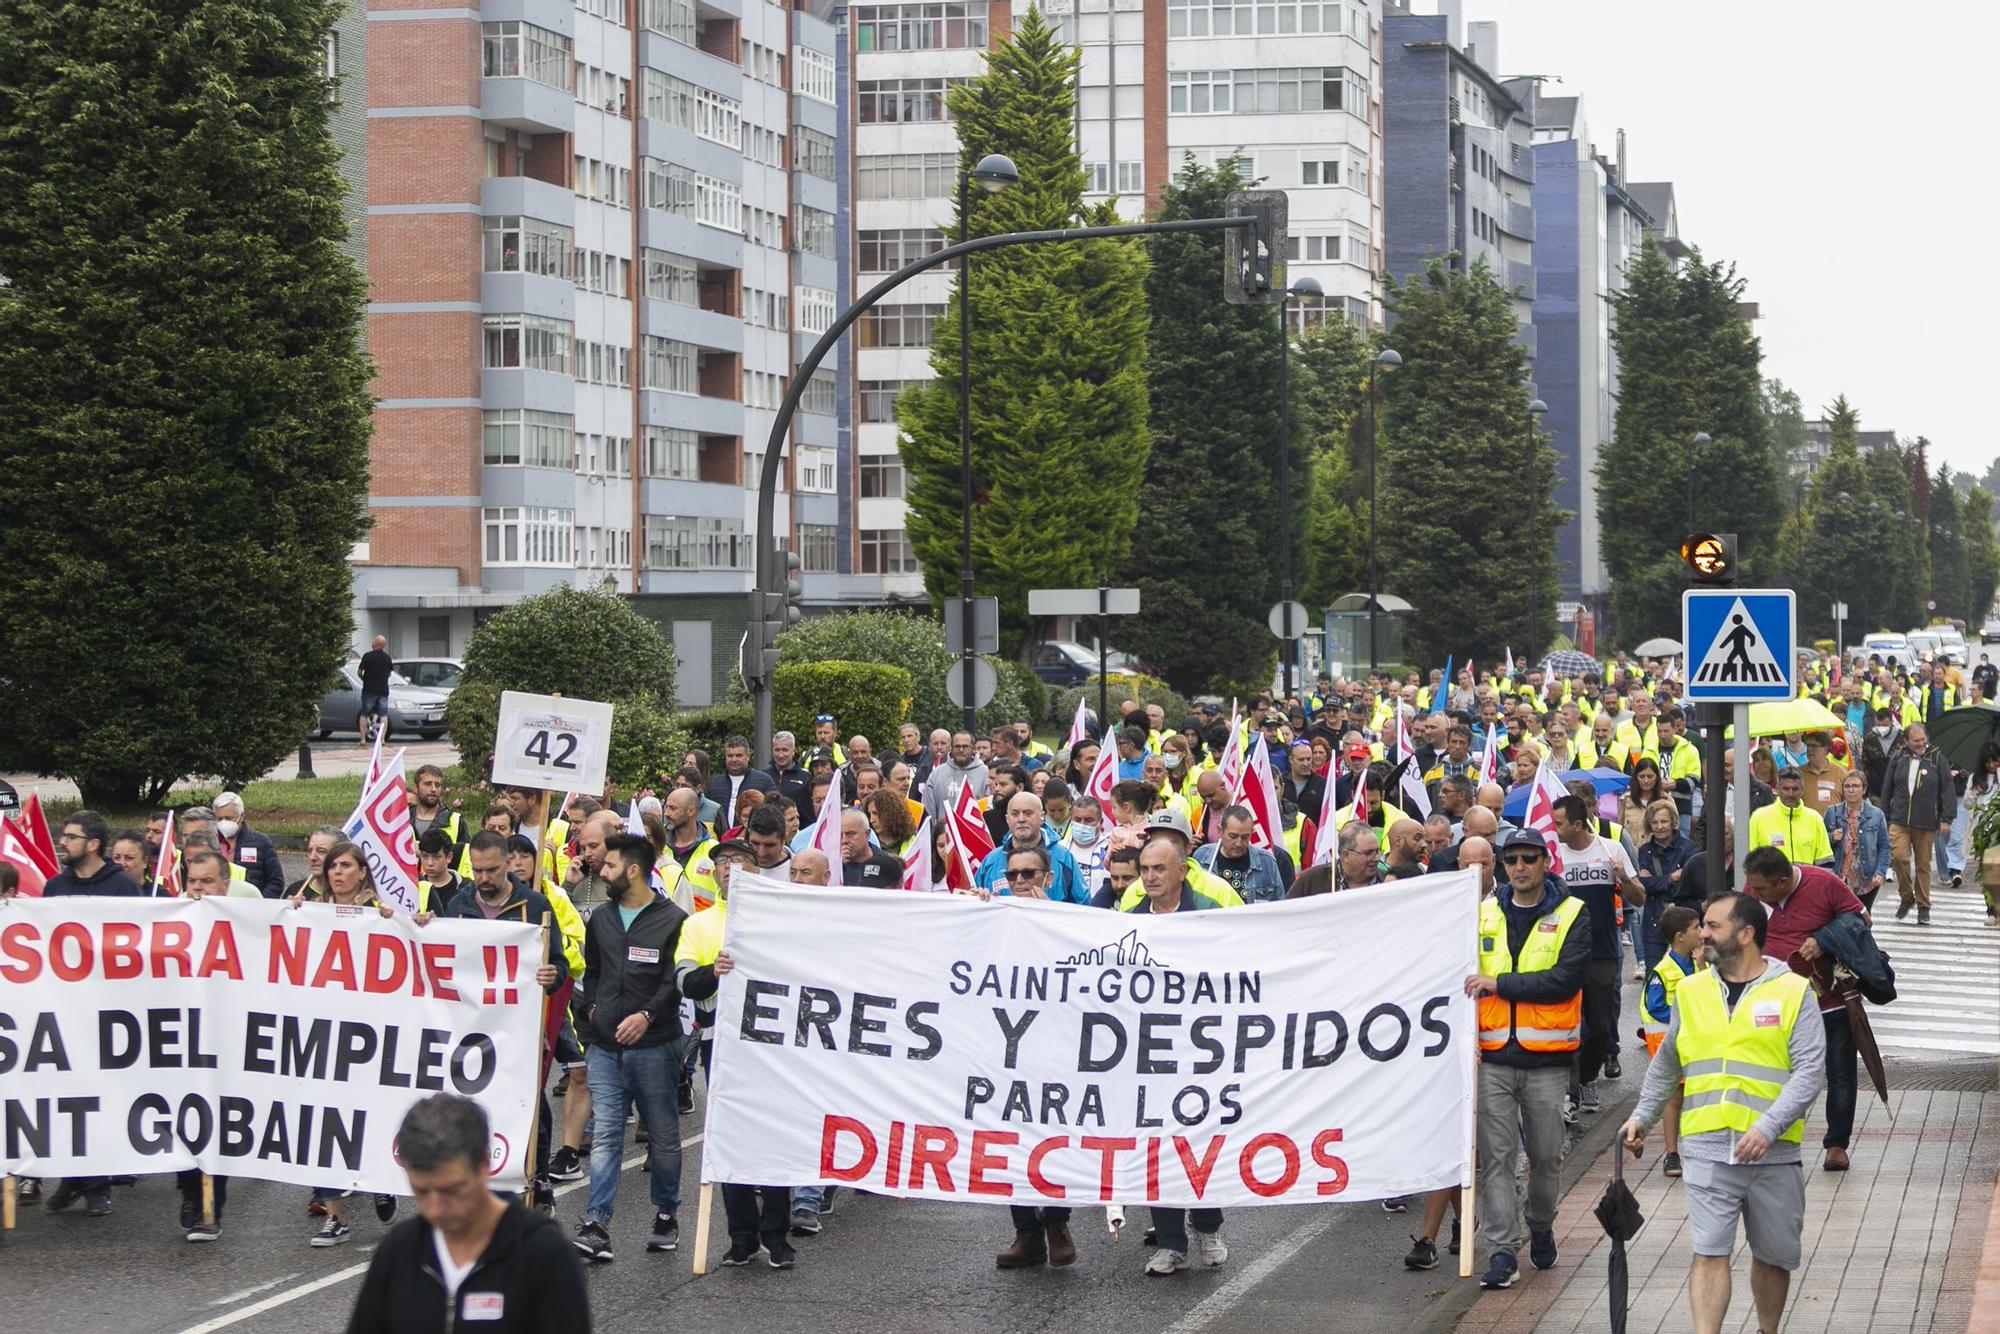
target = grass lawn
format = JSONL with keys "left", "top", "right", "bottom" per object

{"left": 46, "top": 776, "right": 368, "bottom": 843}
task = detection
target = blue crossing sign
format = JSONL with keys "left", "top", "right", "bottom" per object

{"left": 1682, "top": 589, "right": 1797, "bottom": 701}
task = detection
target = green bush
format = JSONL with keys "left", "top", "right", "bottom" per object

{"left": 1048, "top": 673, "right": 1190, "bottom": 730}
{"left": 447, "top": 586, "right": 683, "bottom": 787}
{"left": 773, "top": 661, "right": 912, "bottom": 752}
{"left": 679, "top": 702, "right": 756, "bottom": 758}
{"left": 999, "top": 661, "right": 1047, "bottom": 729}
{"left": 773, "top": 610, "right": 1021, "bottom": 734}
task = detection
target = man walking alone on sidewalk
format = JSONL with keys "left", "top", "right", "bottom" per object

{"left": 1621, "top": 892, "right": 1825, "bottom": 1334}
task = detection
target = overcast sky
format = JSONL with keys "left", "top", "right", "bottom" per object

{"left": 1459, "top": 0, "right": 1996, "bottom": 478}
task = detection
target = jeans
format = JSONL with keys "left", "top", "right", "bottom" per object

{"left": 1639, "top": 897, "right": 1667, "bottom": 973}
{"left": 722, "top": 1185, "right": 790, "bottom": 1246}
{"left": 1577, "top": 959, "right": 1620, "bottom": 1083}
{"left": 584, "top": 1040, "right": 684, "bottom": 1225}
{"left": 1010, "top": 1205, "right": 1072, "bottom": 1233}
{"left": 1478, "top": 1064, "right": 1568, "bottom": 1259}
{"left": 793, "top": 1184, "right": 839, "bottom": 1214}
{"left": 1149, "top": 1206, "right": 1223, "bottom": 1253}
{"left": 1942, "top": 814, "right": 1969, "bottom": 877}
{"left": 1821, "top": 1007, "right": 1858, "bottom": 1150}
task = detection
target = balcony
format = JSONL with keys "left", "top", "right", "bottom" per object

{"left": 1504, "top": 200, "right": 1534, "bottom": 240}
{"left": 1504, "top": 259, "right": 1536, "bottom": 301}
{"left": 482, "top": 77, "right": 573, "bottom": 135}
{"left": 1514, "top": 321, "right": 1538, "bottom": 359}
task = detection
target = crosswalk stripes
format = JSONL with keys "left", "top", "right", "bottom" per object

{"left": 1865, "top": 884, "right": 2000, "bottom": 1057}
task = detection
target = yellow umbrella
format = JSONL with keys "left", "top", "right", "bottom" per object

{"left": 1721, "top": 696, "right": 1846, "bottom": 739}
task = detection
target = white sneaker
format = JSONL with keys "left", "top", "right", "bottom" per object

{"left": 1194, "top": 1230, "right": 1229, "bottom": 1267}
{"left": 1144, "top": 1248, "right": 1189, "bottom": 1276}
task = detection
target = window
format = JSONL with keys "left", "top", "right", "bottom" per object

{"left": 859, "top": 228, "right": 950, "bottom": 272}
{"left": 794, "top": 47, "right": 836, "bottom": 104}
{"left": 642, "top": 158, "right": 696, "bottom": 215}
{"left": 573, "top": 340, "right": 632, "bottom": 387}
{"left": 859, "top": 528, "right": 919, "bottom": 575}
{"left": 642, "top": 70, "right": 695, "bottom": 131}
{"left": 574, "top": 432, "right": 633, "bottom": 478}
{"left": 641, "top": 336, "right": 697, "bottom": 394}
{"left": 796, "top": 286, "right": 835, "bottom": 334}
{"left": 484, "top": 507, "right": 574, "bottom": 566}
{"left": 859, "top": 380, "right": 908, "bottom": 423}
{"left": 745, "top": 124, "right": 785, "bottom": 169}
{"left": 574, "top": 525, "right": 632, "bottom": 572}
{"left": 643, "top": 426, "right": 700, "bottom": 479}
{"left": 795, "top": 127, "right": 836, "bottom": 181}
{"left": 796, "top": 445, "right": 837, "bottom": 492}
{"left": 574, "top": 62, "right": 630, "bottom": 115}
{"left": 572, "top": 249, "right": 631, "bottom": 297}
{"left": 856, "top": 77, "right": 964, "bottom": 124}
{"left": 643, "top": 249, "right": 698, "bottom": 304}
{"left": 573, "top": 155, "right": 632, "bottom": 207}
{"left": 743, "top": 205, "right": 784, "bottom": 249}
{"left": 482, "top": 215, "right": 573, "bottom": 277}
{"left": 643, "top": 0, "right": 695, "bottom": 45}
{"left": 794, "top": 205, "right": 834, "bottom": 258}
{"left": 323, "top": 30, "right": 339, "bottom": 84}
{"left": 859, "top": 454, "right": 905, "bottom": 498}
{"left": 1165, "top": 0, "right": 1360, "bottom": 36}
{"left": 745, "top": 369, "right": 788, "bottom": 409}
{"left": 643, "top": 516, "right": 749, "bottom": 570}
{"left": 800, "top": 371, "right": 836, "bottom": 416}
{"left": 695, "top": 86, "right": 742, "bottom": 148}
{"left": 743, "top": 40, "right": 785, "bottom": 86}
{"left": 853, "top": 2, "right": 988, "bottom": 51}
{"left": 856, "top": 152, "right": 955, "bottom": 199}
{"left": 1286, "top": 233, "right": 1341, "bottom": 263}
{"left": 1167, "top": 67, "right": 1367, "bottom": 117}
{"left": 580, "top": 0, "right": 628, "bottom": 23}
{"left": 483, "top": 409, "right": 573, "bottom": 468}
{"left": 857, "top": 303, "right": 941, "bottom": 348}
{"left": 799, "top": 524, "right": 839, "bottom": 573}
{"left": 1084, "top": 163, "right": 1143, "bottom": 194}
{"left": 482, "top": 315, "right": 571, "bottom": 373}
{"left": 1302, "top": 159, "right": 1336, "bottom": 186}
{"left": 745, "top": 286, "right": 789, "bottom": 329}
{"left": 481, "top": 22, "right": 572, "bottom": 90}
{"left": 695, "top": 174, "right": 741, "bottom": 231}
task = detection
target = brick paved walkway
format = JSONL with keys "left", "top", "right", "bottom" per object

{"left": 1456, "top": 1090, "right": 2000, "bottom": 1334}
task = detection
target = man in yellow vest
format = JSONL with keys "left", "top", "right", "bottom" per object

{"left": 1460, "top": 830, "right": 1590, "bottom": 1290}
{"left": 1620, "top": 892, "right": 1825, "bottom": 1334}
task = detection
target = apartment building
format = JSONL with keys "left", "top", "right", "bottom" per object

{"left": 839, "top": 0, "right": 1387, "bottom": 595}
{"left": 346, "top": 0, "right": 856, "bottom": 705}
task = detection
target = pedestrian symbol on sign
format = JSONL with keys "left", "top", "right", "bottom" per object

{"left": 1693, "top": 599, "right": 1785, "bottom": 686}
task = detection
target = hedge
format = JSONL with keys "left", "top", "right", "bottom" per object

{"left": 772, "top": 660, "right": 912, "bottom": 752}
{"left": 769, "top": 609, "right": 1024, "bottom": 734}
{"left": 998, "top": 661, "right": 1046, "bottom": 732}
{"left": 1048, "top": 673, "right": 1190, "bottom": 729}
{"left": 679, "top": 702, "right": 756, "bottom": 758}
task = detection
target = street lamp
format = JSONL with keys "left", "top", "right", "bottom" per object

{"left": 1687, "top": 432, "right": 1711, "bottom": 531}
{"left": 1277, "top": 276, "right": 1323, "bottom": 701}
{"left": 956, "top": 152, "right": 1018, "bottom": 730}
{"left": 1526, "top": 398, "right": 1547, "bottom": 660}
{"left": 1366, "top": 347, "right": 1402, "bottom": 671}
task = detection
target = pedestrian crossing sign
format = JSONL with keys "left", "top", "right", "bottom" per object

{"left": 1682, "top": 589, "right": 1797, "bottom": 701}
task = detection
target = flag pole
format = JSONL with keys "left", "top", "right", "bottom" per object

{"left": 2, "top": 1174, "right": 14, "bottom": 1231}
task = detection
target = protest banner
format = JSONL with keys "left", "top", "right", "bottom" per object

{"left": 703, "top": 871, "right": 1479, "bottom": 1210}
{"left": 0, "top": 897, "right": 542, "bottom": 1194}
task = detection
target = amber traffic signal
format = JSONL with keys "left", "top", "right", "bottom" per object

{"left": 1680, "top": 532, "right": 1737, "bottom": 585}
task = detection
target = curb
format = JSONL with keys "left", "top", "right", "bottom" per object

{"left": 1407, "top": 1076, "right": 1643, "bottom": 1334}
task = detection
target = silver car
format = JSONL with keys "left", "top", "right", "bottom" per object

{"left": 315, "top": 664, "right": 450, "bottom": 741}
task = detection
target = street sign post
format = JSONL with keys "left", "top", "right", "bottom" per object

{"left": 1028, "top": 586, "right": 1143, "bottom": 741}
{"left": 1831, "top": 600, "right": 1849, "bottom": 662}
{"left": 1267, "top": 600, "right": 1310, "bottom": 640}
{"left": 943, "top": 597, "right": 1000, "bottom": 655}
{"left": 1555, "top": 601, "right": 1583, "bottom": 624}
{"left": 1682, "top": 589, "right": 1798, "bottom": 703}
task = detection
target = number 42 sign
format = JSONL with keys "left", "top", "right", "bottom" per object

{"left": 491, "top": 691, "right": 615, "bottom": 794}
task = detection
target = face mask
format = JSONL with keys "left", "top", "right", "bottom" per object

{"left": 1876, "top": 726, "right": 1894, "bottom": 737}
{"left": 1071, "top": 824, "right": 1099, "bottom": 846}
{"left": 1162, "top": 753, "right": 1182, "bottom": 771}
{"left": 216, "top": 820, "right": 240, "bottom": 840}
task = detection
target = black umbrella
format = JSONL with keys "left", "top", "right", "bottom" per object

{"left": 1929, "top": 702, "right": 2000, "bottom": 774}
{"left": 1593, "top": 1144, "right": 1646, "bottom": 1334}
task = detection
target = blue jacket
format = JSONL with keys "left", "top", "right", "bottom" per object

{"left": 1190, "top": 841, "right": 1286, "bottom": 903}
{"left": 1635, "top": 833, "right": 1694, "bottom": 908}
{"left": 1643, "top": 949, "right": 1696, "bottom": 1023}
{"left": 1822, "top": 799, "right": 1890, "bottom": 885}
{"left": 976, "top": 822, "right": 1088, "bottom": 904}
{"left": 231, "top": 826, "right": 287, "bottom": 899}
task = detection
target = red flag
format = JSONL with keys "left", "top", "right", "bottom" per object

{"left": 0, "top": 824, "right": 49, "bottom": 897}
{"left": 20, "top": 794, "right": 59, "bottom": 877}
{"left": 810, "top": 765, "right": 846, "bottom": 866}
{"left": 1083, "top": 733, "right": 1119, "bottom": 808}
{"left": 1063, "top": 696, "right": 1091, "bottom": 750}
{"left": 1217, "top": 699, "right": 1245, "bottom": 799}
{"left": 1239, "top": 735, "right": 1281, "bottom": 851}
{"left": 948, "top": 781, "right": 995, "bottom": 887}
{"left": 151, "top": 814, "right": 180, "bottom": 898}
{"left": 902, "top": 816, "right": 936, "bottom": 892}
{"left": 1523, "top": 754, "right": 1570, "bottom": 875}
{"left": 1311, "top": 755, "right": 1345, "bottom": 865}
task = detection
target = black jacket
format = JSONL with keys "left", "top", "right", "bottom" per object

{"left": 705, "top": 768, "right": 776, "bottom": 812}
{"left": 229, "top": 826, "right": 286, "bottom": 898}
{"left": 345, "top": 1203, "right": 588, "bottom": 1334}
{"left": 771, "top": 762, "right": 811, "bottom": 806}
{"left": 580, "top": 894, "right": 688, "bottom": 1048}
{"left": 1884, "top": 746, "right": 1957, "bottom": 831}
{"left": 1484, "top": 877, "right": 1591, "bottom": 1071}
{"left": 44, "top": 860, "right": 141, "bottom": 897}
{"left": 842, "top": 852, "right": 904, "bottom": 889}
{"left": 1812, "top": 912, "right": 1897, "bottom": 1006}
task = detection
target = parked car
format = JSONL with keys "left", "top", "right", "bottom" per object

{"left": 1029, "top": 640, "right": 1143, "bottom": 686}
{"left": 315, "top": 664, "right": 450, "bottom": 741}
{"left": 1857, "top": 633, "right": 1913, "bottom": 668}
{"left": 396, "top": 657, "right": 464, "bottom": 691}
{"left": 1905, "top": 630, "right": 1943, "bottom": 664}
{"left": 1982, "top": 616, "right": 2000, "bottom": 643}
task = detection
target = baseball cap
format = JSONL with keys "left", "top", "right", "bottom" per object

{"left": 1262, "top": 712, "right": 1286, "bottom": 726}
{"left": 813, "top": 713, "right": 836, "bottom": 723}
{"left": 1500, "top": 829, "right": 1550, "bottom": 856}
{"left": 712, "top": 837, "right": 754, "bottom": 861}
{"left": 1143, "top": 808, "right": 1194, "bottom": 842}
{"left": 807, "top": 745, "right": 836, "bottom": 765}
{"left": 1345, "top": 741, "right": 1372, "bottom": 760}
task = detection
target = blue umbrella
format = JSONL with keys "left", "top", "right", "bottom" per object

{"left": 1502, "top": 768, "right": 1631, "bottom": 820}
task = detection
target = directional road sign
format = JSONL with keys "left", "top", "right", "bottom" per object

{"left": 1682, "top": 589, "right": 1797, "bottom": 702}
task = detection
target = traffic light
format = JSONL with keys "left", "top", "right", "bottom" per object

{"left": 1680, "top": 532, "right": 1737, "bottom": 586}
{"left": 1223, "top": 189, "right": 1288, "bottom": 305}
{"left": 740, "top": 547, "right": 803, "bottom": 687}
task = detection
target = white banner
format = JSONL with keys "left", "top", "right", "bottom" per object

{"left": 704, "top": 871, "right": 1480, "bottom": 1209}
{"left": 0, "top": 898, "right": 544, "bottom": 1193}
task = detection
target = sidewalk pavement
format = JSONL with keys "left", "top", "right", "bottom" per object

{"left": 1457, "top": 1088, "right": 2000, "bottom": 1334}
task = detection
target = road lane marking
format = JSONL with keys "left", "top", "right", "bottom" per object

{"left": 175, "top": 1132, "right": 702, "bottom": 1333}
{"left": 1155, "top": 1209, "right": 1340, "bottom": 1334}
{"left": 207, "top": 1275, "right": 299, "bottom": 1306}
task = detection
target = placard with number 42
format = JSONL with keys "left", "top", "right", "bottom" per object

{"left": 491, "top": 691, "right": 614, "bottom": 793}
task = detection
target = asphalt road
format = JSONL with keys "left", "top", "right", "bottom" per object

{"left": 1, "top": 985, "right": 1648, "bottom": 1334}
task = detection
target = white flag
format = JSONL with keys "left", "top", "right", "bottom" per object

{"left": 810, "top": 765, "right": 845, "bottom": 866}
{"left": 342, "top": 750, "right": 424, "bottom": 915}
{"left": 1064, "top": 696, "right": 1091, "bottom": 750}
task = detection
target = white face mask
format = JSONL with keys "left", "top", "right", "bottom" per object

{"left": 216, "top": 819, "right": 241, "bottom": 840}
{"left": 1876, "top": 726, "right": 1894, "bottom": 737}
{"left": 1071, "top": 824, "right": 1100, "bottom": 846}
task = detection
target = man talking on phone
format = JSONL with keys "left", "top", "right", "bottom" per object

{"left": 1620, "top": 892, "right": 1824, "bottom": 1334}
